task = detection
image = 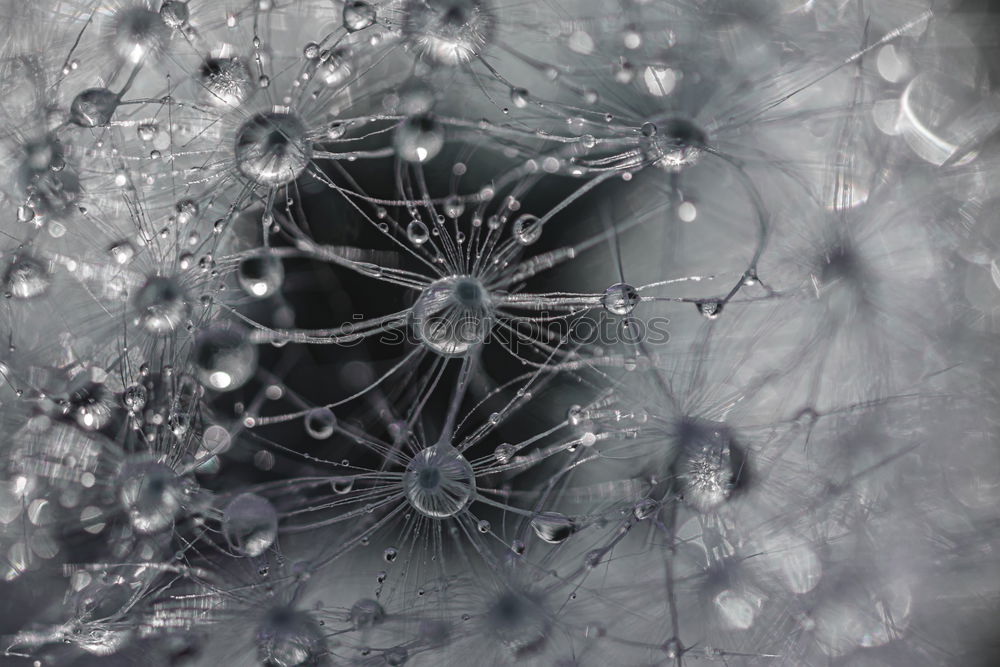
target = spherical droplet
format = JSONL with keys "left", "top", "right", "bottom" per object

{"left": 696, "top": 300, "right": 722, "bottom": 319}
{"left": 411, "top": 275, "right": 493, "bottom": 356}
{"left": 510, "top": 88, "right": 529, "bottom": 108}
{"left": 350, "top": 598, "right": 385, "bottom": 629}
{"left": 199, "top": 57, "right": 253, "bottom": 107}
{"left": 193, "top": 326, "right": 258, "bottom": 391}
{"left": 642, "top": 118, "right": 706, "bottom": 171}
{"left": 117, "top": 460, "right": 185, "bottom": 535}
{"left": 403, "top": 444, "right": 476, "bottom": 518}
{"left": 343, "top": 1, "right": 377, "bottom": 32}
{"left": 406, "top": 219, "right": 430, "bottom": 245}
{"left": 385, "top": 646, "right": 408, "bottom": 666}
{"left": 3, "top": 255, "right": 51, "bottom": 299}
{"left": 133, "top": 276, "right": 191, "bottom": 335}
{"left": 304, "top": 407, "right": 336, "bottom": 439}
{"left": 256, "top": 607, "right": 326, "bottom": 667}
{"left": 383, "top": 546, "right": 398, "bottom": 562}
{"left": 395, "top": 115, "right": 444, "bottom": 163}
{"left": 443, "top": 195, "right": 465, "bottom": 218}
{"left": 601, "top": 283, "right": 639, "bottom": 316}
{"left": 234, "top": 112, "right": 312, "bottom": 186}
{"left": 486, "top": 591, "right": 550, "bottom": 657}
{"left": 401, "top": 0, "right": 496, "bottom": 65}
{"left": 238, "top": 254, "right": 285, "bottom": 298}
{"left": 530, "top": 511, "right": 576, "bottom": 544}
{"left": 674, "top": 420, "right": 741, "bottom": 513}
{"left": 331, "top": 476, "right": 354, "bottom": 494}
{"left": 494, "top": 443, "right": 515, "bottom": 464}
{"left": 222, "top": 492, "right": 278, "bottom": 557}
{"left": 159, "top": 1, "right": 189, "bottom": 29}
{"left": 122, "top": 385, "right": 147, "bottom": 412}
{"left": 112, "top": 7, "right": 170, "bottom": 64}
{"left": 202, "top": 424, "right": 232, "bottom": 455}
{"left": 512, "top": 214, "right": 542, "bottom": 245}
{"left": 70, "top": 88, "right": 119, "bottom": 127}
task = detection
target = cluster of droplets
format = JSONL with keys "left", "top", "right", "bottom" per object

{"left": 0, "top": 1, "right": 997, "bottom": 666}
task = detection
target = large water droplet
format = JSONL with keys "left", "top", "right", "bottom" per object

{"left": 512, "top": 214, "right": 542, "bottom": 245}
{"left": 223, "top": 492, "right": 278, "bottom": 557}
{"left": 395, "top": 115, "right": 444, "bottom": 163}
{"left": 343, "top": 0, "right": 377, "bottom": 31}
{"left": 70, "top": 88, "right": 119, "bottom": 127}
{"left": 601, "top": 283, "right": 639, "bottom": 316}
{"left": 304, "top": 407, "right": 336, "bottom": 439}
{"left": 238, "top": 255, "right": 285, "bottom": 299}
{"left": 407, "top": 219, "right": 430, "bottom": 245}
{"left": 3, "top": 255, "right": 51, "bottom": 299}
{"left": 530, "top": 511, "right": 576, "bottom": 544}
{"left": 192, "top": 326, "right": 258, "bottom": 391}
{"left": 234, "top": 112, "right": 312, "bottom": 186}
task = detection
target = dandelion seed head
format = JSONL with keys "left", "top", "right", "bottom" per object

{"left": 401, "top": 0, "right": 496, "bottom": 66}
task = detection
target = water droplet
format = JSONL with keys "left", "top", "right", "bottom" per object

{"left": 200, "top": 57, "right": 253, "bottom": 107}
{"left": 159, "top": 1, "right": 189, "bottom": 29}
{"left": 256, "top": 608, "right": 326, "bottom": 667}
{"left": 530, "top": 512, "right": 576, "bottom": 544}
{"left": 494, "top": 443, "right": 515, "bottom": 464}
{"left": 238, "top": 254, "right": 285, "bottom": 299}
{"left": 4, "top": 255, "right": 51, "bottom": 299}
{"left": 192, "top": 326, "right": 258, "bottom": 391}
{"left": 223, "top": 493, "right": 278, "bottom": 557}
{"left": 70, "top": 88, "right": 119, "bottom": 127}
{"left": 443, "top": 195, "right": 465, "bottom": 218}
{"left": 117, "top": 459, "right": 184, "bottom": 534}
{"left": 133, "top": 276, "right": 190, "bottom": 335}
{"left": 304, "top": 407, "right": 336, "bottom": 439}
{"left": 401, "top": 0, "right": 495, "bottom": 65}
{"left": 395, "top": 115, "right": 444, "bottom": 163}
{"left": 512, "top": 214, "right": 541, "bottom": 245}
{"left": 122, "top": 385, "right": 147, "bottom": 412}
{"left": 234, "top": 112, "right": 311, "bottom": 186}
{"left": 403, "top": 444, "right": 476, "bottom": 518}
{"left": 350, "top": 598, "right": 385, "bottom": 629}
{"left": 407, "top": 219, "right": 430, "bottom": 245}
{"left": 601, "top": 283, "right": 639, "bottom": 315}
{"left": 510, "top": 88, "right": 529, "bottom": 108}
{"left": 383, "top": 546, "right": 398, "bottom": 562}
{"left": 331, "top": 477, "right": 354, "bottom": 494}
{"left": 697, "top": 300, "right": 722, "bottom": 319}
{"left": 343, "top": 1, "right": 377, "bottom": 32}
{"left": 112, "top": 7, "right": 170, "bottom": 64}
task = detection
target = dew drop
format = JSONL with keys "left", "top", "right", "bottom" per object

{"left": 192, "top": 326, "right": 258, "bottom": 391}
{"left": 512, "top": 214, "right": 541, "bottom": 245}
{"left": 395, "top": 115, "right": 444, "bottom": 163}
{"left": 407, "top": 219, "right": 430, "bottom": 245}
{"left": 304, "top": 407, "right": 337, "bottom": 439}
{"left": 238, "top": 255, "right": 285, "bottom": 299}
{"left": 222, "top": 492, "right": 278, "bottom": 557}
{"left": 494, "top": 443, "right": 515, "bottom": 464}
{"left": 443, "top": 195, "right": 465, "bottom": 218}
{"left": 343, "top": 1, "right": 377, "bottom": 32}
{"left": 530, "top": 511, "right": 576, "bottom": 544}
{"left": 69, "top": 88, "right": 119, "bottom": 128}
{"left": 696, "top": 300, "right": 722, "bottom": 319}
{"left": 600, "top": 283, "right": 639, "bottom": 316}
